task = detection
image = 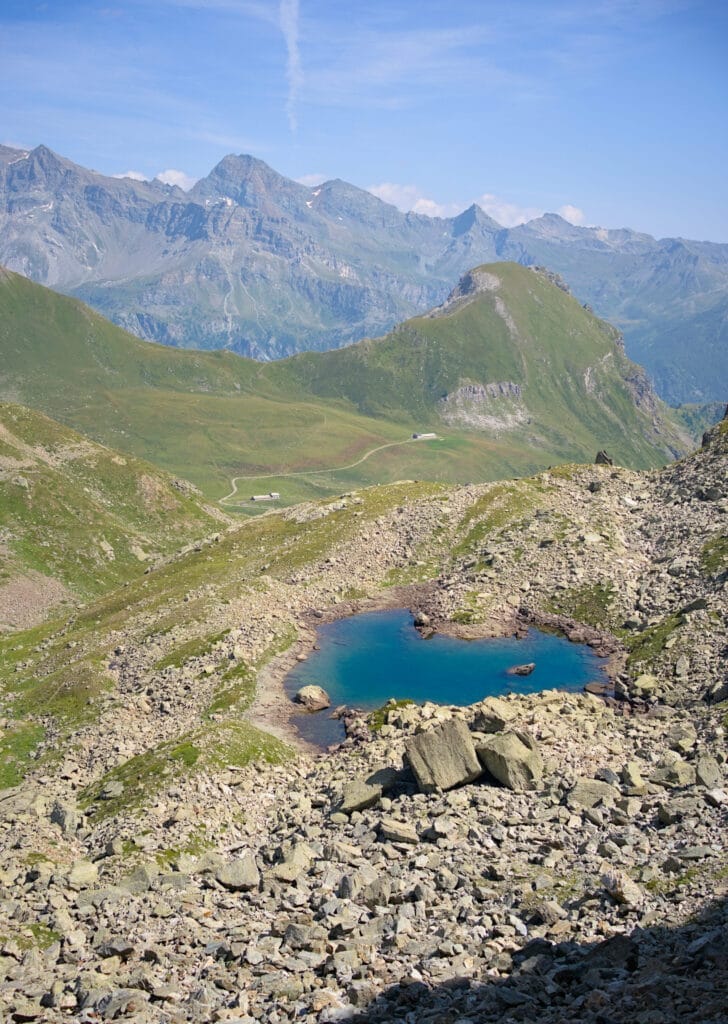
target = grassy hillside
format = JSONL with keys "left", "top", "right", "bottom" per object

{"left": 0, "top": 479, "right": 442, "bottom": 790}
{"left": 674, "top": 401, "right": 726, "bottom": 442}
{"left": 274, "top": 264, "right": 686, "bottom": 468}
{"left": 0, "top": 264, "right": 688, "bottom": 506}
{"left": 0, "top": 402, "right": 227, "bottom": 627}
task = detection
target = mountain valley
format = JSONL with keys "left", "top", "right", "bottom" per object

{"left": 0, "top": 262, "right": 691, "bottom": 512}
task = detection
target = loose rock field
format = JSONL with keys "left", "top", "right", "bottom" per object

{"left": 1, "top": 419, "right": 726, "bottom": 1022}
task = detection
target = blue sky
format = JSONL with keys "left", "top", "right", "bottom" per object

{"left": 2, "top": 0, "right": 727, "bottom": 240}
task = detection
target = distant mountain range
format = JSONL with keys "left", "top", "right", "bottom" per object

{"left": 0, "top": 263, "right": 690, "bottom": 507}
{"left": 1, "top": 144, "right": 726, "bottom": 405}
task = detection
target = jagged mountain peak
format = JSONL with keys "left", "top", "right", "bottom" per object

{"left": 0, "top": 144, "right": 28, "bottom": 164}
{"left": 452, "top": 203, "right": 502, "bottom": 237}
{"left": 516, "top": 212, "right": 586, "bottom": 239}
{"left": 191, "top": 152, "right": 308, "bottom": 207}
{"left": 1, "top": 142, "right": 180, "bottom": 202}
{"left": 13, "top": 144, "right": 75, "bottom": 186}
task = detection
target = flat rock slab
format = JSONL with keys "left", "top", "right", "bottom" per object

{"left": 379, "top": 817, "right": 419, "bottom": 844}
{"left": 338, "top": 779, "right": 382, "bottom": 815}
{"left": 567, "top": 777, "right": 620, "bottom": 809}
{"left": 507, "top": 662, "right": 535, "bottom": 676}
{"left": 404, "top": 719, "right": 482, "bottom": 793}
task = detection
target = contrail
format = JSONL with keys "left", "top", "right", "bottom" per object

{"left": 279, "top": 0, "right": 302, "bottom": 132}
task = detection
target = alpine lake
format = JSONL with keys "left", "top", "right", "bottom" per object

{"left": 284, "top": 608, "right": 609, "bottom": 746}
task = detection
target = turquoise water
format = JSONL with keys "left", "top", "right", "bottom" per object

{"left": 285, "top": 608, "right": 608, "bottom": 746}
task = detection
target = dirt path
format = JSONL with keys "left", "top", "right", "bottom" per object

{"left": 219, "top": 435, "right": 436, "bottom": 504}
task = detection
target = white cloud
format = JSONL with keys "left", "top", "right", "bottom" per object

{"left": 279, "top": 0, "right": 302, "bottom": 132}
{"left": 301, "top": 23, "right": 529, "bottom": 113}
{"left": 156, "top": 168, "right": 197, "bottom": 190}
{"left": 112, "top": 168, "right": 198, "bottom": 189}
{"left": 411, "top": 197, "right": 460, "bottom": 218}
{"left": 367, "top": 182, "right": 461, "bottom": 218}
{"left": 296, "top": 172, "right": 329, "bottom": 186}
{"left": 476, "top": 193, "right": 543, "bottom": 228}
{"left": 367, "top": 184, "right": 589, "bottom": 229}
{"left": 558, "top": 203, "right": 586, "bottom": 225}
{"left": 114, "top": 169, "right": 147, "bottom": 181}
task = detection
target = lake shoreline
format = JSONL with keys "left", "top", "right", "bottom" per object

{"left": 249, "top": 584, "right": 623, "bottom": 750}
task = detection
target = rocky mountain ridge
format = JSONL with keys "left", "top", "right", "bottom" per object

{"left": 1, "top": 145, "right": 726, "bottom": 403}
{"left": 0, "top": 411, "right": 726, "bottom": 1021}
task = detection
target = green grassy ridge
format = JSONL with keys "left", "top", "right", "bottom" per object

{"left": 0, "top": 265, "right": 686, "bottom": 505}
{"left": 0, "top": 270, "right": 524, "bottom": 500}
{"left": 701, "top": 535, "right": 728, "bottom": 575}
{"left": 79, "top": 719, "right": 291, "bottom": 823}
{"left": 272, "top": 263, "right": 688, "bottom": 469}
{"left": 0, "top": 721, "right": 44, "bottom": 790}
{"left": 0, "top": 402, "right": 225, "bottom": 603}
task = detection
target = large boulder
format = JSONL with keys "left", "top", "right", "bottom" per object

{"left": 67, "top": 860, "right": 99, "bottom": 890}
{"left": 476, "top": 731, "right": 543, "bottom": 791}
{"left": 404, "top": 719, "right": 482, "bottom": 793}
{"left": 50, "top": 798, "right": 79, "bottom": 835}
{"left": 472, "top": 696, "right": 515, "bottom": 733}
{"left": 630, "top": 673, "right": 660, "bottom": 699}
{"left": 294, "top": 684, "right": 331, "bottom": 711}
{"left": 696, "top": 755, "right": 722, "bottom": 789}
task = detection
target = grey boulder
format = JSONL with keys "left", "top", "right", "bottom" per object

{"left": 471, "top": 696, "right": 514, "bottom": 734}
{"left": 476, "top": 731, "right": 543, "bottom": 791}
{"left": 294, "top": 684, "right": 331, "bottom": 711}
{"left": 215, "top": 851, "right": 260, "bottom": 891}
{"left": 338, "top": 779, "right": 382, "bottom": 815}
{"left": 404, "top": 719, "right": 482, "bottom": 793}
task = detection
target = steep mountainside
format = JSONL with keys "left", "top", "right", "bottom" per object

{"left": 500, "top": 216, "right": 728, "bottom": 404}
{"left": 0, "top": 265, "right": 690, "bottom": 505}
{"left": 0, "top": 411, "right": 725, "bottom": 1021}
{"left": 274, "top": 263, "right": 690, "bottom": 466}
{"left": 1, "top": 145, "right": 726, "bottom": 402}
{"left": 0, "top": 402, "right": 228, "bottom": 628}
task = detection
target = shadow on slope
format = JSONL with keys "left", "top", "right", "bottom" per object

{"left": 347, "top": 892, "right": 728, "bottom": 1023}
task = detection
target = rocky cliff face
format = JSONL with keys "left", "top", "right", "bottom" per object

{"left": 0, "top": 423, "right": 726, "bottom": 1022}
{"left": 1, "top": 145, "right": 727, "bottom": 401}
